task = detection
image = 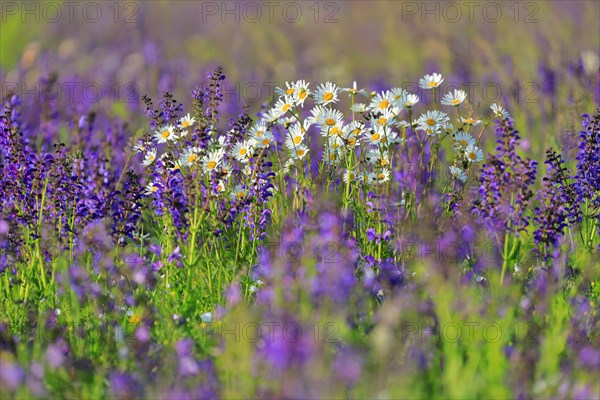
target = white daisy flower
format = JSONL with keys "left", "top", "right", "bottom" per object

{"left": 387, "top": 130, "right": 405, "bottom": 145}
{"left": 241, "top": 165, "right": 253, "bottom": 177}
{"left": 366, "top": 129, "right": 386, "bottom": 145}
{"left": 454, "top": 131, "right": 476, "bottom": 147}
{"left": 343, "top": 169, "right": 362, "bottom": 184}
{"left": 345, "top": 121, "right": 365, "bottom": 137}
{"left": 440, "top": 122, "right": 455, "bottom": 135}
{"left": 277, "top": 80, "right": 311, "bottom": 105}
{"left": 417, "top": 124, "right": 441, "bottom": 137}
{"left": 417, "top": 110, "right": 450, "bottom": 130}
{"left": 215, "top": 135, "right": 228, "bottom": 147}
{"left": 460, "top": 116, "right": 482, "bottom": 126}
{"left": 490, "top": 103, "right": 510, "bottom": 120}
{"left": 351, "top": 102, "right": 367, "bottom": 113}
{"left": 214, "top": 180, "right": 226, "bottom": 194}
{"left": 232, "top": 140, "right": 253, "bottom": 163}
{"left": 344, "top": 135, "right": 360, "bottom": 148}
{"left": 389, "top": 87, "right": 408, "bottom": 107}
{"left": 290, "top": 144, "right": 309, "bottom": 160}
{"left": 255, "top": 132, "right": 274, "bottom": 148}
{"left": 366, "top": 170, "right": 390, "bottom": 184}
{"left": 419, "top": 72, "right": 444, "bottom": 89}
{"left": 179, "top": 113, "right": 196, "bottom": 129}
{"left": 154, "top": 125, "right": 176, "bottom": 143}
{"left": 201, "top": 148, "right": 225, "bottom": 172}
{"left": 279, "top": 117, "right": 296, "bottom": 129}
{"left": 314, "top": 82, "right": 340, "bottom": 105}
{"left": 316, "top": 108, "right": 344, "bottom": 128}
{"left": 375, "top": 170, "right": 390, "bottom": 183}
{"left": 217, "top": 161, "right": 233, "bottom": 179}
{"left": 249, "top": 122, "right": 269, "bottom": 140}
{"left": 327, "top": 135, "right": 344, "bottom": 152}
{"left": 324, "top": 146, "right": 341, "bottom": 165}
{"left": 142, "top": 149, "right": 157, "bottom": 167}
{"left": 260, "top": 108, "right": 281, "bottom": 124}
{"left": 134, "top": 141, "right": 151, "bottom": 154}
{"left": 396, "top": 120, "right": 412, "bottom": 129}
{"left": 321, "top": 119, "right": 345, "bottom": 138}
{"left": 368, "top": 91, "right": 394, "bottom": 112}
{"left": 342, "top": 81, "right": 368, "bottom": 97}
{"left": 290, "top": 80, "right": 311, "bottom": 105}
{"left": 180, "top": 147, "right": 202, "bottom": 167}
{"left": 272, "top": 96, "right": 294, "bottom": 118}
{"left": 144, "top": 182, "right": 159, "bottom": 196}
{"left": 465, "top": 144, "right": 484, "bottom": 163}
{"left": 441, "top": 89, "right": 467, "bottom": 106}
{"left": 402, "top": 93, "right": 420, "bottom": 108}
{"left": 286, "top": 123, "right": 306, "bottom": 147}
{"left": 366, "top": 149, "right": 391, "bottom": 167}
{"left": 449, "top": 166, "right": 467, "bottom": 182}
{"left": 231, "top": 184, "right": 248, "bottom": 201}
{"left": 372, "top": 108, "right": 396, "bottom": 128}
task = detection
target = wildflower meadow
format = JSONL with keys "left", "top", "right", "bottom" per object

{"left": 1, "top": 1, "right": 599, "bottom": 399}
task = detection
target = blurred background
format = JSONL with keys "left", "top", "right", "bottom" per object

{"left": 1, "top": 0, "right": 599, "bottom": 159}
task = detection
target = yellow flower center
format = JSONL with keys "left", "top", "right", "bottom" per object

{"left": 207, "top": 160, "right": 217, "bottom": 169}
{"left": 182, "top": 121, "right": 191, "bottom": 127}
{"left": 331, "top": 127, "right": 342, "bottom": 136}
{"left": 293, "top": 136, "right": 302, "bottom": 145}
{"left": 451, "top": 99, "right": 460, "bottom": 105}
{"left": 460, "top": 140, "right": 468, "bottom": 146}
{"left": 348, "top": 138, "right": 356, "bottom": 145}
{"left": 377, "top": 173, "right": 385, "bottom": 180}
{"left": 262, "top": 138, "right": 270, "bottom": 145}
{"left": 255, "top": 130, "right": 264, "bottom": 137}
{"left": 149, "top": 155, "right": 155, "bottom": 161}
{"left": 466, "top": 118, "right": 474, "bottom": 124}
{"left": 426, "top": 118, "right": 436, "bottom": 126}
{"left": 239, "top": 148, "right": 247, "bottom": 156}
{"left": 329, "top": 154, "right": 336, "bottom": 160}
{"left": 371, "top": 133, "right": 380, "bottom": 141}
{"left": 427, "top": 81, "right": 437, "bottom": 88}
{"left": 380, "top": 159, "right": 389, "bottom": 166}
{"left": 468, "top": 152, "right": 477, "bottom": 160}
{"left": 286, "top": 88, "right": 295, "bottom": 95}
{"left": 323, "top": 92, "right": 334, "bottom": 102}
{"left": 325, "top": 118, "right": 336, "bottom": 126}
{"left": 299, "top": 91, "right": 307, "bottom": 99}
{"left": 379, "top": 100, "right": 389, "bottom": 109}
{"left": 151, "top": 186, "right": 158, "bottom": 192}
{"left": 297, "top": 149, "right": 305, "bottom": 157}
{"left": 187, "top": 154, "right": 198, "bottom": 163}
{"left": 378, "top": 117, "right": 387, "bottom": 125}
{"left": 161, "top": 130, "right": 171, "bottom": 139}
{"left": 237, "top": 192, "right": 245, "bottom": 199}
{"left": 353, "top": 128, "right": 361, "bottom": 135}
{"left": 281, "top": 103, "right": 291, "bottom": 112}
